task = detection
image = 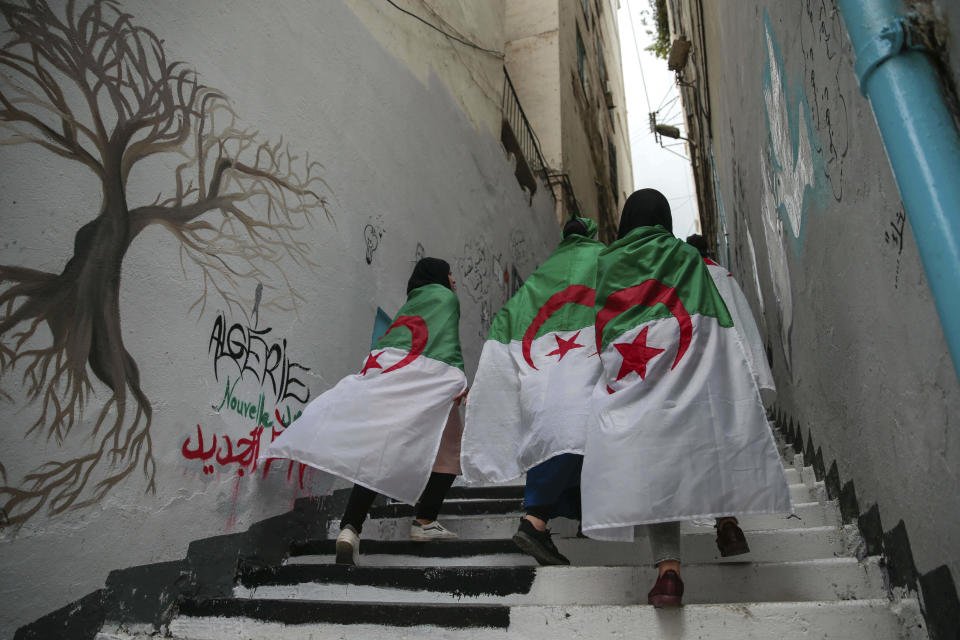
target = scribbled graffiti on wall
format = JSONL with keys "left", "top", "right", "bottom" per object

{"left": 510, "top": 266, "right": 524, "bottom": 297}
{"left": 510, "top": 229, "right": 533, "bottom": 269}
{"left": 457, "top": 239, "right": 492, "bottom": 304}
{"left": 457, "top": 233, "right": 532, "bottom": 339}
{"left": 799, "top": 0, "right": 851, "bottom": 203}
{"left": 0, "top": 0, "right": 331, "bottom": 525}
{"left": 883, "top": 207, "right": 907, "bottom": 288}
{"left": 364, "top": 217, "right": 385, "bottom": 265}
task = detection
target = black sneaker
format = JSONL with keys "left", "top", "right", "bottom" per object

{"left": 512, "top": 518, "right": 570, "bottom": 565}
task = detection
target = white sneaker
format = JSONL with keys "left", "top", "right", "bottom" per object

{"left": 410, "top": 519, "right": 458, "bottom": 541}
{"left": 335, "top": 525, "right": 360, "bottom": 565}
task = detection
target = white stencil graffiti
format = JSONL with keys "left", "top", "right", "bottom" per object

{"left": 763, "top": 24, "right": 814, "bottom": 239}
{"left": 761, "top": 148, "right": 794, "bottom": 371}
{"left": 745, "top": 222, "right": 766, "bottom": 332}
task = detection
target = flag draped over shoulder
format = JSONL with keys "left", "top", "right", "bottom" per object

{"left": 261, "top": 284, "right": 466, "bottom": 505}
{"left": 581, "top": 226, "right": 791, "bottom": 541}
{"left": 703, "top": 258, "right": 776, "bottom": 407}
{"left": 462, "top": 221, "right": 605, "bottom": 482}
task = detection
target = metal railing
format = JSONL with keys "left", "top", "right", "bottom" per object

{"left": 502, "top": 68, "right": 549, "bottom": 180}
{"left": 546, "top": 171, "right": 583, "bottom": 218}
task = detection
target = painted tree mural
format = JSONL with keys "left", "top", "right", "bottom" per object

{"left": 0, "top": 0, "right": 330, "bottom": 524}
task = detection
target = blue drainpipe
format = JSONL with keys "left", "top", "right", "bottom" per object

{"left": 837, "top": 0, "right": 960, "bottom": 380}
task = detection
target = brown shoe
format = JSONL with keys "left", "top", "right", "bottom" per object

{"left": 647, "top": 569, "right": 684, "bottom": 608}
{"left": 716, "top": 519, "right": 750, "bottom": 557}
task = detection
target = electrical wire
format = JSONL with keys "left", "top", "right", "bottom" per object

{"left": 662, "top": 146, "right": 689, "bottom": 161}
{"left": 624, "top": 0, "right": 652, "bottom": 113}
{"left": 385, "top": 0, "right": 504, "bottom": 58}
{"left": 656, "top": 85, "right": 677, "bottom": 111}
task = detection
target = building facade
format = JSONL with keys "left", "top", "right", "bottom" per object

{"left": 0, "top": 0, "right": 628, "bottom": 633}
{"left": 667, "top": 0, "right": 960, "bottom": 637}
{"left": 505, "top": 0, "right": 633, "bottom": 243}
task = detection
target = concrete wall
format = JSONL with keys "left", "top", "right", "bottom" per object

{"left": 0, "top": 0, "right": 558, "bottom": 634}
{"left": 505, "top": 0, "right": 563, "bottom": 168}
{"left": 345, "top": 0, "right": 507, "bottom": 137}
{"left": 675, "top": 0, "right": 960, "bottom": 613}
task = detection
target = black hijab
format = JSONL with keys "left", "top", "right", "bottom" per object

{"left": 617, "top": 189, "right": 672, "bottom": 239}
{"left": 562, "top": 217, "right": 590, "bottom": 239}
{"left": 685, "top": 233, "right": 710, "bottom": 258}
{"left": 407, "top": 257, "right": 452, "bottom": 294}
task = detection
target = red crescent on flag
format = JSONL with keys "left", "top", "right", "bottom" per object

{"left": 595, "top": 279, "right": 692, "bottom": 370}
{"left": 381, "top": 315, "right": 429, "bottom": 373}
{"left": 521, "top": 284, "right": 596, "bottom": 370}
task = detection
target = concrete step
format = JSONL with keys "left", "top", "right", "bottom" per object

{"left": 290, "top": 525, "right": 857, "bottom": 567}
{"left": 235, "top": 556, "right": 887, "bottom": 606}
{"left": 371, "top": 498, "right": 524, "bottom": 519}
{"left": 455, "top": 467, "right": 807, "bottom": 490}
{"left": 378, "top": 481, "right": 819, "bottom": 516}
{"left": 444, "top": 485, "right": 524, "bottom": 500}
{"left": 332, "top": 501, "right": 841, "bottom": 540}
{"left": 149, "top": 598, "right": 926, "bottom": 640}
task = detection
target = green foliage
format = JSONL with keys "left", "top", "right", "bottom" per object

{"left": 639, "top": 0, "right": 671, "bottom": 60}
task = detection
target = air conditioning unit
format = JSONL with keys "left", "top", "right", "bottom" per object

{"left": 668, "top": 36, "right": 692, "bottom": 71}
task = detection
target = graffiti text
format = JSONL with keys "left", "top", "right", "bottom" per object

{"left": 208, "top": 313, "right": 310, "bottom": 405}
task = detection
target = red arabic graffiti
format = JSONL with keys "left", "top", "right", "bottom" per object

{"left": 182, "top": 409, "right": 308, "bottom": 487}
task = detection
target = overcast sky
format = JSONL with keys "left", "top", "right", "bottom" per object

{"left": 616, "top": 0, "right": 700, "bottom": 239}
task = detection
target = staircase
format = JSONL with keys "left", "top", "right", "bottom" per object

{"left": 97, "top": 422, "right": 929, "bottom": 639}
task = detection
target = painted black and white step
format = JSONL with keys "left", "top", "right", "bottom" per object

{"left": 288, "top": 524, "right": 859, "bottom": 566}
{"left": 97, "top": 421, "right": 929, "bottom": 639}
{"left": 101, "top": 599, "right": 928, "bottom": 640}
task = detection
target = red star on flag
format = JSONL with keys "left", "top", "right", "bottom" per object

{"left": 360, "top": 351, "right": 384, "bottom": 375}
{"left": 546, "top": 330, "right": 585, "bottom": 361}
{"left": 614, "top": 326, "right": 664, "bottom": 381}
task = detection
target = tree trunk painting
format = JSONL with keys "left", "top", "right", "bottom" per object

{"left": 0, "top": 0, "right": 331, "bottom": 525}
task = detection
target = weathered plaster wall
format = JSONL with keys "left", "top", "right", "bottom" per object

{"left": 0, "top": 0, "right": 558, "bottom": 634}
{"left": 505, "top": 0, "right": 563, "bottom": 168}
{"left": 696, "top": 0, "right": 960, "bottom": 594}
{"left": 344, "top": 0, "right": 507, "bottom": 137}
{"left": 598, "top": 0, "right": 633, "bottom": 207}
{"left": 505, "top": 0, "right": 632, "bottom": 237}
{"left": 558, "top": 0, "right": 626, "bottom": 240}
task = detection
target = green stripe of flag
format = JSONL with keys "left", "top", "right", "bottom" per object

{"left": 376, "top": 284, "right": 465, "bottom": 370}
{"left": 487, "top": 234, "right": 605, "bottom": 344}
{"left": 596, "top": 226, "right": 732, "bottom": 351}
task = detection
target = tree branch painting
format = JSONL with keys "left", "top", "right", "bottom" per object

{"left": 0, "top": 0, "right": 331, "bottom": 525}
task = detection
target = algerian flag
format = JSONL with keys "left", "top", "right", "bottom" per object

{"left": 581, "top": 226, "right": 791, "bottom": 541}
{"left": 703, "top": 257, "right": 776, "bottom": 407}
{"left": 462, "top": 219, "right": 605, "bottom": 482}
{"left": 261, "top": 284, "right": 466, "bottom": 505}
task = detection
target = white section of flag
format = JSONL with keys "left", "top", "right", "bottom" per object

{"left": 706, "top": 263, "right": 776, "bottom": 406}
{"left": 260, "top": 347, "right": 466, "bottom": 505}
{"left": 462, "top": 327, "right": 602, "bottom": 483}
{"left": 581, "top": 315, "right": 792, "bottom": 542}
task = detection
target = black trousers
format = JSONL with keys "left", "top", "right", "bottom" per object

{"left": 339, "top": 472, "right": 456, "bottom": 534}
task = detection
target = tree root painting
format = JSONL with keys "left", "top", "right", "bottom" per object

{"left": 0, "top": 0, "right": 331, "bottom": 525}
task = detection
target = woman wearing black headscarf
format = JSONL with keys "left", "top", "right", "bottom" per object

{"left": 617, "top": 187, "right": 673, "bottom": 239}
{"left": 262, "top": 257, "right": 468, "bottom": 565}
{"left": 582, "top": 188, "right": 791, "bottom": 607}
{"left": 406, "top": 257, "right": 454, "bottom": 293}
